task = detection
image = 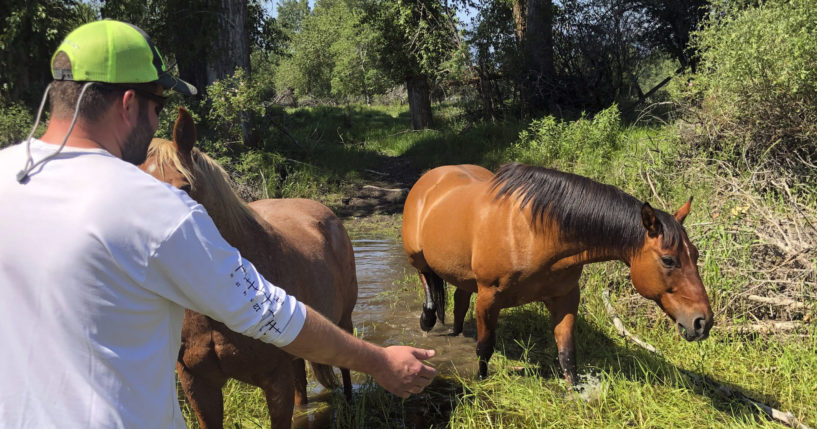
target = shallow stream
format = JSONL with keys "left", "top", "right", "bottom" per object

{"left": 292, "top": 238, "right": 479, "bottom": 428}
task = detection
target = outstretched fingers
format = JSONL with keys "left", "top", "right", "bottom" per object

{"left": 375, "top": 346, "right": 437, "bottom": 398}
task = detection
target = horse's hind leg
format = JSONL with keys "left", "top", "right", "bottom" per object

{"left": 176, "top": 362, "right": 225, "bottom": 429}
{"left": 292, "top": 358, "right": 308, "bottom": 405}
{"left": 419, "top": 271, "right": 443, "bottom": 331}
{"left": 341, "top": 368, "right": 352, "bottom": 401}
{"left": 450, "top": 288, "right": 473, "bottom": 336}
{"left": 340, "top": 315, "right": 354, "bottom": 400}
{"left": 258, "top": 370, "right": 295, "bottom": 429}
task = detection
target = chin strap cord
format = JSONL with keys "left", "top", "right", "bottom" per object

{"left": 17, "top": 82, "right": 95, "bottom": 183}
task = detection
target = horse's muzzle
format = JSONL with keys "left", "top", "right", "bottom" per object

{"left": 678, "top": 315, "right": 711, "bottom": 341}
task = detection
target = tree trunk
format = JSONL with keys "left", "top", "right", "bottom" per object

{"left": 170, "top": 0, "right": 256, "bottom": 146}
{"left": 406, "top": 75, "right": 432, "bottom": 130}
{"left": 512, "top": 0, "right": 526, "bottom": 42}
{"left": 205, "top": 0, "right": 250, "bottom": 85}
{"left": 208, "top": 0, "right": 255, "bottom": 147}
{"left": 523, "top": 0, "right": 555, "bottom": 113}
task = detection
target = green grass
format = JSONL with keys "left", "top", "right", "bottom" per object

{"left": 175, "top": 102, "right": 816, "bottom": 428}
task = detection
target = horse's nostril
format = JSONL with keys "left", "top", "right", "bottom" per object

{"left": 693, "top": 316, "right": 706, "bottom": 334}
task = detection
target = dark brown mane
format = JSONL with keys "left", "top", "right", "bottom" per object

{"left": 490, "top": 163, "right": 685, "bottom": 256}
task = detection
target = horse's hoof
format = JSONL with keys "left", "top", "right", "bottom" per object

{"left": 478, "top": 361, "right": 489, "bottom": 380}
{"left": 420, "top": 310, "right": 436, "bottom": 331}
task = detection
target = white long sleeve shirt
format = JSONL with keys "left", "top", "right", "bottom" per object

{"left": 0, "top": 139, "right": 305, "bottom": 428}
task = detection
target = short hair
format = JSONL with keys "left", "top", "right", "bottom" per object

{"left": 49, "top": 52, "right": 159, "bottom": 123}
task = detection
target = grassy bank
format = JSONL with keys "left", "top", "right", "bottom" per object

{"left": 177, "top": 103, "right": 815, "bottom": 428}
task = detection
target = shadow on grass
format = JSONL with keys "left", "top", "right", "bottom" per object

{"left": 490, "top": 304, "right": 784, "bottom": 426}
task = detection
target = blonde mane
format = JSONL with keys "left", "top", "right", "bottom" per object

{"left": 146, "top": 138, "right": 260, "bottom": 241}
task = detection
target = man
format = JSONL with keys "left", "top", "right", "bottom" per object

{"left": 0, "top": 20, "right": 435, "bottom": 428}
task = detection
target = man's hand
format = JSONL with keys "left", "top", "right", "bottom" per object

{"left": 371, "top": 346, "right": 436, "bottom": 398}
{"left": 281, "top": 307, "right": 437, "bottom": 398}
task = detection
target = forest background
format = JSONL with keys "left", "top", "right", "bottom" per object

{"left": 1, "top": 0, "right": 816, "bottom": 427}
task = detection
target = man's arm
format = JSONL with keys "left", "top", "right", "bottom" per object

{"left": 146, "top": 209, "right": 437, "bottom": 397}
{"left": 281, "top": 307, "right": 436, "bottom": 398}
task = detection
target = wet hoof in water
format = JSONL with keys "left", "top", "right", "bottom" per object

{"left": 420, "top": 306, "right": 437, "bottom": 332}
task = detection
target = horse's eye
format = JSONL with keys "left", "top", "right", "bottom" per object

{"left": 661, "top": 256, "right": 677, "bottom": 268}
{"left": 180, "top": 184, "right": 192, "bottom": 194}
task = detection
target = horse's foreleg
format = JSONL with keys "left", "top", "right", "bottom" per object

{"left": 176, "top": 362, "right": 225, "bottom": 429}
{"left": 474, "top": 286, "right": 501, "bottom": 379}
{"left": 543, "top": 286, "right": 580, "bottom": 386}
{"left": 451, "top": 288, "right": 472, "bottom": 336}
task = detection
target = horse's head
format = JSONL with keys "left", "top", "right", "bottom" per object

{"left": 140, "top": 106, "right": 197, "bottom": 194}
{"left": 629, "top": 198, "right": 713, "bottom": 341}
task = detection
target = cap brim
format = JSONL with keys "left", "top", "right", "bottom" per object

{"left": 157, "top": 73, "right": 197, "bottom": 96}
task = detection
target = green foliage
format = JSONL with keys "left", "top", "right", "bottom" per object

{"left": 682, "top": 0, "right": 817, "bottom": 169}
{"left": 369, "top": 0, "right": 458, "bottom": 82}
{"left": 328, "top": 6, "right": 393, "bottom": 103}
{"left": 0, "top": 99, "right": 35, "bottom": 148}
{"left": 276, "top": 0, "right": 310, "bottom": 34}
{"left": 205, "top": 68, "right": 266, "bottom": 153}
{"left": 512, "top": 105, "right": 624, "bottom": 169}
{"left": 275, "top": 0, "right": 393, "bottom": 102}
{"left": 274, "top": 0, "right": 341, "bottom": 98}
{"left": 0, "top": 1, "right": 97, "bottom": 106}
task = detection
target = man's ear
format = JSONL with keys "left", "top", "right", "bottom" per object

{"left": 673, "top": 196, "right": 693, "bottom": 225}
{"left": 172, "top": 106, "right": 196, "bottom": 156}
{"left": 119, "top": 89, "right": 141, "bottom": 123}
{"left": 641, "top": 202, "right": 663, "bottom": 238}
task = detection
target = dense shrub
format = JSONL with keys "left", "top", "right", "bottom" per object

{"left": 511, "top": 105, "right": 623, "bottom": 169}
{"left": 0, "top": 101, "right": 35, "bottom": 148}
{"left": 680, "top": 0, "right": 817, "bottom": 171}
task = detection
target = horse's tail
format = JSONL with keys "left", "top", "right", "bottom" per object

{"left": 420, "top": 270, "right": 446, "bottom": 331}
{"left": 310, "top": 362, "right": 340, "bottom": 390}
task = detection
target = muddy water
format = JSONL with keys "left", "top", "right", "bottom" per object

{"left": 292, "top": 238, "right": 479, "bottom": 428}
{"left": 351, "top": 239, "right": 479, "bottom": 374}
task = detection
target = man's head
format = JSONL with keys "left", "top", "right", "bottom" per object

{"left": 47, "top": 20, "right": 197, "bottom": 164}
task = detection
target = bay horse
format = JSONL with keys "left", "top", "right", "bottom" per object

{"left": 140, "top": 108, "right": 357, "bottom": 428}
{"left": 402, "top": 163, "right": 713, "bottom": 383}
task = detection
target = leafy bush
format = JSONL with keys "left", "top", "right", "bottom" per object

{"left": 0, "top": 100, "right": 35, "bottom": 148}
{"left": 511, "top": 105, "right": 623, "bottom": 169}
{"left": 205, "top": 68, "right": 267, "bottom": 154}
{"left": 680, "top": 0, "right": 817, "bottom": 170}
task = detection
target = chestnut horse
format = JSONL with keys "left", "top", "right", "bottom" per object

{"left": 140, "top": 108, "right": 357, "bottom": 428}
{"left": 402, "top": 163, "right": 713, "bottom": 383}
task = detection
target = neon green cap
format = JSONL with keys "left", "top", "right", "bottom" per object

{"left": 51, "top": 19, "right": 197, "bottom": 95}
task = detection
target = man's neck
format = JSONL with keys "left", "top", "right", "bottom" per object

{"left": 39, "top": 117, "right": 122, "bottom": 158}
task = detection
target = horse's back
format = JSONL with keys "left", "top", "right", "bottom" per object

{"left": 248, "top": 198, "right": 357, "bottom": 320}
{"left": 402, "top": 165, "right": 493, "bottom": 278}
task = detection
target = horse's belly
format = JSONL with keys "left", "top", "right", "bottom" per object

{"left": 503, "top": 268, "right": 582, "bottom": 306}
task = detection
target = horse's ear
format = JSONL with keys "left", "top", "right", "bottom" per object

{"left": 172, "top": 106, "right": 196, "bottom": 156}
{"left": 673, "top": 196, "right": 693, "bottom": 225}
{"left": 641, "top": 202, "right": 663, "bottom": 238}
